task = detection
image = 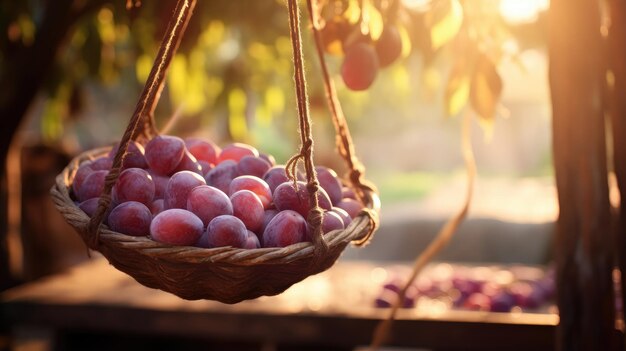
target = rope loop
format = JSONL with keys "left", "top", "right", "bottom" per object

{"left": 285, "top": 153, "right": 303, "bottom": 186}
{"left": 351, "top": 208, "right": 379, "bottom": 247}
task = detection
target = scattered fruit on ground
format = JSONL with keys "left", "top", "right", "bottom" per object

{"left": 374, "top": 263, "right": 556, "bottom": 313}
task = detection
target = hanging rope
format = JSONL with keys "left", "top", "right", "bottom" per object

{"left": 369, "top": 111, "right": 477, "bottom": 350}
{"left": 87, "top": 0, "right": 196, "bottom": 248}
{"left": 285, "top": 0, "right": 328, "bottom": 259}
{"left": 305, "top": 0, "right": 379, "bottom": 245}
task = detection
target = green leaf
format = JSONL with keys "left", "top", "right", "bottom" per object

{"left": 16, "top": 14, "right": 35, "bottom": 45}
{"left": 470, "top": 54, "right": 502, "bottom": 123}
{"left": 96, "top": 7, "right": 116, "bottom": 44}
{"left": 168, "top": 53, "right": 208, "bottom": 115}
{"left": 264, "top": 85, "right": 285, "bottom": 117}
{"left": 444, "top": 58, "right": 470, "bottom": 117}
{"left": 398, "top": 24, "right": 412, "bottom": 58}
{"left": 344, "top": 0, "right": 361, "bottom": 24}
{"left": 135, "top": 54, "right": 153, "bottom": 83}
{"left": 41, "top": 83, "right": 70, "bottom": 142}
{"left": 426, "top": 0, "right": 463, "bottom": 51}
{"left": 228, "top": 88, "right": 248, "bottom": 141}
{"left": 364, "top": 1, "right": 384, "bottom": 40}
{"left": 391, "top": 65, "right": 411, "bottom": 94}
{"left": 198, "top": 20, "right": 225, "bottom": 48}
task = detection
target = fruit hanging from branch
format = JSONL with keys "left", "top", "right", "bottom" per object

{"left": 375, "top": 24, "right": 403, "bottom": 68}
{"left": 315, "top": 0, "right": 410, "bottom": 90}
{"left": 341, "top": 42, "right": 380, "bottom": 90}
{"left": 314, "top": 0, "right": 508, "bottom": 131}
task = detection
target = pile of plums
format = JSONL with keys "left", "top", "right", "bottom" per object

{"left": 72, "top": 135, "right": 363, "bottom": 249}
{"left": 374, "top": 263, "right": 556, "bottom": 313}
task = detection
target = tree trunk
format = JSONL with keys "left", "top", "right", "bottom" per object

{"left": 549, "top": 0, "right": 615, "bottom": 350}
{"left": 0, "top": 0, "right": 73, "bottom": 169}
{"left": 607, "top": 1, "right": 626, "bottom": 347}
{"left": 0, "top": 0, "right": 107, "bottom": 289}
{"left": 0, "top": 0, "right": 75, "bottom": 290}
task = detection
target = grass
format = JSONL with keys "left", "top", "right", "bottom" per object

{"left": 370, "top": 171, "right": 448, "bottom": 204}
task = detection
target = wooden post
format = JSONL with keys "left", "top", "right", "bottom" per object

{"left": 548, "top": 0, "right": 616, "bottom": 350}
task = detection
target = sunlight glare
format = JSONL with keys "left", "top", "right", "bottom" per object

{"left": 401, "top": 0, "right": 431, "bottom": 12}
{"left": 499, "top": 0, "right": 549, "bottom": 24}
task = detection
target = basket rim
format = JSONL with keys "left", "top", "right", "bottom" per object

{"left": 51, "top": 147, "right": 379, "bottom": 266}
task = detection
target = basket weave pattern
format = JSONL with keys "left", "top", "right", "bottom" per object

{"left": 51, "top": 148, "right": 376, "bottom": 303}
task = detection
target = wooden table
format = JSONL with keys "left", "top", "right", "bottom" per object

{"left": 0, "top": 257, "right": 557, "bottom": 351}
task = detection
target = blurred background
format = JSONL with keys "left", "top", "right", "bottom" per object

{"left": 0, "top": 0, "right": 554, "bottom": 283}
{"left": 0, "top": 0, "right": 561, "bottom": 350}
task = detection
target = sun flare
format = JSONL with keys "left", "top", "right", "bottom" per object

{"left": 499, "top": 0, "right": 549, "bottom": 24}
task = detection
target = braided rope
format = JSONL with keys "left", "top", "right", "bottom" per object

{"left": 87, "top": 0, "right": 196, "bottom": 248}
{"left": 285, "top": 0, "right": 328, "bottom": 261}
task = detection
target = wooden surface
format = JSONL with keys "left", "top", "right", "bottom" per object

{"left": 1, "top": 257, "right": 557, "bottom": 350}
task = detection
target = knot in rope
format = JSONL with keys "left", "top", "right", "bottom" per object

{"left": 349, "top": 168, "right": 364, "bottom": 185}
{"left": 351, "top": 207, "right": 379, "bottom": 247}
{"left": 306, "top": 179, "right": 321, "bottom": 195}
{"left": 307, "top": 206, "right": 324, "bottom": 229}
{"left": 307, "top": 206, "right": 328, "bottom": 265}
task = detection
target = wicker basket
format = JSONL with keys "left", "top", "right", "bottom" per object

{"left": 50, "top": 0, "right": 379, "bottom": 304}
{"left": 51, "top": 149, "right": 378, "bottom": 303}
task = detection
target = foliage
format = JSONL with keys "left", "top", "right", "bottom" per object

{"left": 0, "top": 0, "right": 547, "bottom": 145}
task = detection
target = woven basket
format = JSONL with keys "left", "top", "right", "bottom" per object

{"left": 51, "top": 149, "right": 378, "bottom": 303}
{"left": 50, "top": 0, "right": 379, "bottom": 304}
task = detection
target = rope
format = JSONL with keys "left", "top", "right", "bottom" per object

{"left": 305, "top": 0, "right": 379, "bottom": 244}
{"left": 86, "top": 0, "right": 196, "bottom": 248}
{"left": 369, "top": 111, "right": 477, "bottom": 350}
{"left": 286, "top": 0, "right": 328, "bottom": 261}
